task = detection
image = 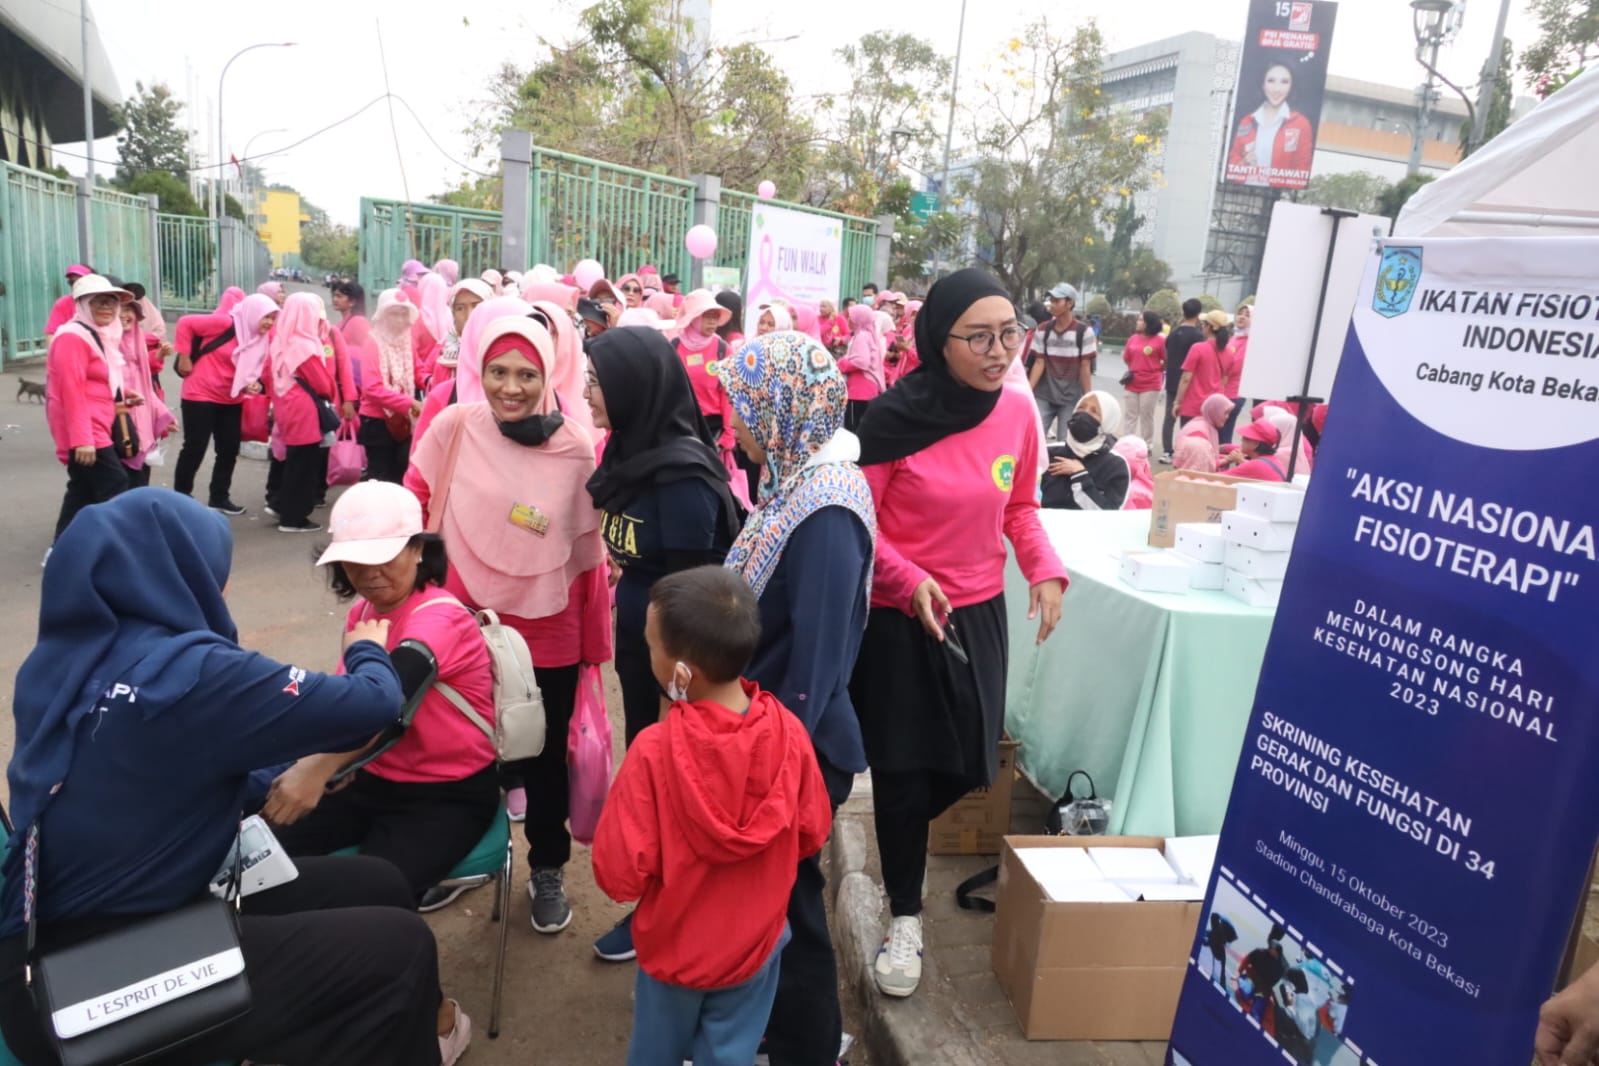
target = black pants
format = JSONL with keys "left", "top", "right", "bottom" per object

{"left": 764, "top": 759, "right": 854, "bottom": 1066}
{"left": 0, "top": 856, "right": 441, "bottom": 1066}
{"left": 873, "top": 768, "right": 974, "bottom": 918}
{"left": 125, "top": 465, "right": 151, "bottom": 488}
{"left": 360, "top": 416, "right": 410, "bottom": 484}
{"left": 1162, "top": 389, "right": 1180, "bottom": 455}
{"left": 174, "top": 399, "right": 242, "bottom": 505}
{"left": 616, "top": 625, "right": 663, "bottom": 747}
{"left": 53, "top": 447, "right": 129, "bottom": 540}
{"left": 504, "top": 662, "right": 579, "bottom": 870}
{"left": 274, "top": 443, "right": 324, "bottom": 525}
{"left": 274, "top": 765, "right": 500, "bottom": 900}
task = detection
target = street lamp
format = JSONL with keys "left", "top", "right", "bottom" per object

{"left": 214, "top": 42, "right": 296, "bottom": 221}
{"left": 239, "top": 128, "right": 286, "bottom": 229}
{"left": 1408, "top": 0, "right": 1452, "bottom": 177}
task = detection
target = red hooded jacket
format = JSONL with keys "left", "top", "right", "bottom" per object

{"left": 592, "top": 682, "right": 832, "bottom": 990}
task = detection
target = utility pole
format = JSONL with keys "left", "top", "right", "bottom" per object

{"left": 77, "top": 0, "right": 94, "bottom": 264}
{"left": 1471, "top": 0, "right": 1514, "bottom": 151}
{"left": 933, "top": 0, "right": 969, "bottom": 281}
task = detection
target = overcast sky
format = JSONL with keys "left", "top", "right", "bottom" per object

{"left": 59, "top": 0, "right": 1539, "bottom": 226}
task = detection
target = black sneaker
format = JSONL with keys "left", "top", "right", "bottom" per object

{"left": 418, "top": 879, "right": 489, "bottom": 913}
{"left": 210, "top": 500, "right": 246, "bottom": 516}
{"left": 276, "top": 520, "right": 323, "bottom": 534}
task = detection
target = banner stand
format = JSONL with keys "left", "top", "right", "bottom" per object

{"left": 1283, "top": 207, "right": 1358, "bottom": 479}
{"left": 1557, "top": 847, "right": 1599, "bottom": 988}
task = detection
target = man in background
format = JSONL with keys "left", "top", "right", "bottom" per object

{"left": 1162, "top": 298, "right": 1205, "bottom": 463}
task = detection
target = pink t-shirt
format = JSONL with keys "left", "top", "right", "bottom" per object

{"left": 1122, "top": 334, "right": 1166, "bottom": 393}
{"left": 866, "top": 385, "right": 1067, "bottom": 613}
{"left": 1180, "top": 340, "right": 1226, "bottom": 418}
{"left": 1222, "top": 337, "right": 1247, "bottom": 400}
{"left": 175, "top": 313, "right": 244, "bottom": 405}
{"left": 344, "top": 587, "right": 496, "bottom": 783}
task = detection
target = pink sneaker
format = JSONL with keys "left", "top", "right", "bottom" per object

{"left": 506, "top": 786, "right": 527, "bottom": 823}
{"left": 439, "top": 999, "right": 472, "bottom": 1066}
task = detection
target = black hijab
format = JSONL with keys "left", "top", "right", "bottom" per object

{"left": 856, "top": 268, "right": 1014, "bottom": 466}
{"left": 583, "top": 328, "right": 740, "bottom": 536}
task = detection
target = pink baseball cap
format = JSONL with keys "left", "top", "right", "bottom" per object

{"left": 65, "top": 264, "right": 92, "bottom": 279}
{"left": 1239, "top": 419, "right": 1281, "bottom": 448}
{"left": 316, "top": 481, "right": 424, "bottom": 567}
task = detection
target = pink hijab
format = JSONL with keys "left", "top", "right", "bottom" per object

{"left": 614, "top": 273, "right": 644, "bottom": 307}
{"left": 371, "top": 288, "right": 419, "bottom": 394}
{"left": 1113, "top": 436, "right": 1155, "bottom": 509}
{"left": 117, "top": 308, "right": 173, "bottom": 466}
{"left": 432, "top": 258, "right": 460, "bottom": 285}
{"left": 1264, "top": 407, "right": 1312, "bottom": 475}
{"left": 256, "top": 281, "right": 285, "bottom": 304}
{"left": 529, "top": 299, "right": 598, "bottom": 444}
{"left": 215, "top": 287, "right": 246, "bottom": 315}
{"left": 228, "top": 293, "right": 279, "bottom": 397}
{"left": 521, "top": 281, "right": 580, "bottom": 309}
{"left": 791, "top": 303, "right": 823, "bottom": 341}
{"left": 1173, "top": 393, "right": 1233, "bottom": 472}
{"left": 841, "top": 304, "right": 885, "bottom": 390}
{"left": 455, "top": 295, "right": 536, "bottom": 405}
{"left": 416, "top": 273, "right": 451, "bottom": 344}
{"left": 268, "top": 293, "right": 325, "bottom": 399}
{"left": 644, "top": 292, "right": 677, "bottom": 319}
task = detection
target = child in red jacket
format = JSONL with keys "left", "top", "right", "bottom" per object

{"left": 593, "top": 566, "right": 832, "bottom": 1066}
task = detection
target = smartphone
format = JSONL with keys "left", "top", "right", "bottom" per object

{"left": 943, "top": 620, "right": 971, "bottom": 666}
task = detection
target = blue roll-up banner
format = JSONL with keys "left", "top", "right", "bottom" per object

{"left": 1167, "top": 236, "right": 1599, "bottom": 1066}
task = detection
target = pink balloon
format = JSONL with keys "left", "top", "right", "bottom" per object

{"left": 572, "top": 258, "right": 605, "bottom": 291}
{"left": 757, "top": 181, "right": 777, "bottom": 200}
{"left": 685, "top": 224, "right": 719, "bottom": 260}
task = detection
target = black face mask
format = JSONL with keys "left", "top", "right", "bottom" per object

{"left": 496, "top": 411, "right": 566, "bottom": 447}
{"left": 1067, "top": 412, "right": 1101, "bottom": 444}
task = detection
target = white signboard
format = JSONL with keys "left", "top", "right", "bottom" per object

{"left": 1240, "top": 201, "right": 1391, "bottom": 401}
{"left": 741, "top": 203, "right": 844, "bottom": 336}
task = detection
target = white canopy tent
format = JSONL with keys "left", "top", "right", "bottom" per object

{"left": 1396, "top": 67, "right": 1599, "bottom": 237}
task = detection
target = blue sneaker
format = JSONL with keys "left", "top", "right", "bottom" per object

{"left": 594, "top": 911, "right": 636, "bottom": 961}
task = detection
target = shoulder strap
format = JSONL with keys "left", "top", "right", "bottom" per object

{"left": 956, "top": 866, "right": 999, "bottom": 912}
{"left": 1262, "top": 457, "right": 1287, "bottom": 480}
{"left": 433, "top": 681, "right": 495, "bottom": 743}
{"left": 1075, "top": 322, "right": 1088, "bottom": 351}
{"left": 191, "top": 324, "right": 236, "bottom": 362}
{"left": 425, "top": 416, "right": 469, "bottom": 535}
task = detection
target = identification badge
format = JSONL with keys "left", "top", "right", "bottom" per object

{"left": 687, "top": 354, "right": 704, "bottom": 367}
{"left": 509, "top": 503, "right": 551, "bottom": 536}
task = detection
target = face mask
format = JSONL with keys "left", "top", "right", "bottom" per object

{"left": 1067, "top": 412, "right": 1101, "bottom": 444}
{"left": 496, "top": 411, "right": 566, "bottom": 447}
{"left": 658, "top": 662, "right": 693, "bottom": 703}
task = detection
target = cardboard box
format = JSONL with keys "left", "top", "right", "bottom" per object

{"left": 927, "top": 739, "right": 1019, "bottom": 855}
{"left": 1172, "top": 551, "right": 1225, "bottom": 590}
{"left": 992, "top": 836, "right": 1203, "bottom": 1041}
{"left": 1234, "top": 481, "right": 1307, "bottom": 523}
{"left": 1224, "top": 568, "right": 1284, "bottom": 608}
{"left": 1224, "top": 539, "right": 1292, "bottom": 580}
{"left": 1221, "top": 509, "right": 1298, "bottom": 552}
{"left": 1174, "top": 522, "right": 1227, "bottom": 563}
{"left": 1147, "top": 470, "right": 1253, "bottom": 547}
{"left": 1119, "top": 551, "right": 1192, "bottom": 593}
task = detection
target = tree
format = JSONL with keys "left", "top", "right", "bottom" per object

{"left": 1145, "top": 288, "right": 1181, "bottom": 324}
{"left": 113, "top": 82, "right": 189, "bottom": 185}
{"left": 816, "top": 32, "right": 951, "bottom": 216}
{"left": 1300, "top": 171, "right": 1392, "bottom": 214}
{"left": 1377, "top": 174, "right": 1435, "bottom": 219}
{"left": 1198, "top": 294, "right": 1224, "bottom": 313}
{"left": 957, "top": 22, "right": 1166, "bottom": 298}
{"left": 1521, "top": 0, "right": 1599, "bottom": 92}
{"left": 1088, "top": 198, "right": 1144, "bottom": 299}
{"left": 302, "top": 221, "right": 358, "bottom": 276}
{"left": 1085, "top": 294, "right": 1113, "bottom": 317}
{"left": 464, "top": 0, "right": 815, "bottom": 193}
{"left": 121, "top": 171, "right": 202, "bottom": 216}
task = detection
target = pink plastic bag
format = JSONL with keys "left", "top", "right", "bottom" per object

{"left": 721, "top": 447, "right": 754, "bottom": 512}
{"left": 326, "top": 420, "right": 365, "bottom": 487}
{"left": 567, "top": 663, "right": 614, "bottom": 845}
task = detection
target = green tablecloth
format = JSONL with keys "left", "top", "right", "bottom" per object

{"left": 1004, "top": 509, "right": 1274, "bottom": 836}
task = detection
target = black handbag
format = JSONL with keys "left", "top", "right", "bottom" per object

{"left": 23, "top": 821, "right": 253, "bottom": 1066}
{"left": 110, "top": 391, "right": 140, "bottom": 461}
{"left": 296, "top": 378, "right": 340, "bottom": 435}
{"left": 1046, "top": 770, "right": 1111, "bottom": 836}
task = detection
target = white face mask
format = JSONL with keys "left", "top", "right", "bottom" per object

{"left": 667, "top": 663, "right": 692, "bottom": 703}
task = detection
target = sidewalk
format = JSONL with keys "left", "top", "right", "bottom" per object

{"left": 827, "top": 775, "right": 1168, "bottom": 1066}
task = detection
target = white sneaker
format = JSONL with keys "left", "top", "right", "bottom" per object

{"left": 874, "top": 915, "right": 924, "bottom": 998}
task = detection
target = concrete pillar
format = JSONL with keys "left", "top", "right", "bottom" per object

{"left": 144, "top": 194, "right": 161, "bottom": 293}
{"left": 218, "top": 218, "right": 239, "bottom": 290}
{"left": 75, "top": 177, "right": 94, "bottom": 266}
{"left": 872, "top": 215, "right": 896, "bottom": 289}
{"left": 500, "top": 130, "right": 533, "bottom": 273}
{"left": 690, "top": 174, "right": 721, "bottom": 290}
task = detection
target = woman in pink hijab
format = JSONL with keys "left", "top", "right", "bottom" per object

{"left": 644, "top": 292, "right": 677, "bottom": 320}
{"left": 416, "top": 294, "right": 531, "bottom": 451}
{"left": 1112, "top": 436, "right": 1156, "bottom": 509}
{"left": 1173, "top": 392, "right": 1235, "bottom": 472}
{"left": 413, "top": 274, "right": 452, "bottom": 383}
{"left": 522, "top": 281, "right": 580, "bottom": 311}
{"left": 406, "top": 314, "right": 612, "bottom": 933}
{"left": 837, "top": 303, "right": 886, "bottom": 429}
{"left": 115, "top": 300, "right": 176, "bottom": 487}
{"left": 266, "top": 292, "right": 338, "bottom": 532}
{"left": 528, "top": 298, "right": 598, "bottom": 446}
{"left": 614, "top": 273, "right": 645, "bottom": 310}
{"left": 214, "top": 286, "right": 246, "bottom": 315}
{"left": 357, "top": 289, "right": 424, "bottom": 482}
{"left": 432, "top": 258, "right": 460, "bottom": 286}
{"left": 257, "top": 281, "right": 287, "bottom": 308}
{"left": 789, "top": 303, "right": 825, "bottom": 343}
{"left": 1262, "top": 407, "right": 1312, "bottom": 476}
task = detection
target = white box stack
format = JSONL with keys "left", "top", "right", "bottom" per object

{"left": 1171, "top": 522, "right": 1226, "bottom": 590}
{"left": 1219, "top": 483, "right": 1306, "bottom": 608}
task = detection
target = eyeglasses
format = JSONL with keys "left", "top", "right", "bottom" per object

{"left": 621, "top": 285, "right": 642, "bottom": 294}
{"left": 947, "top": 326, "right": 1026, "bottom": 356}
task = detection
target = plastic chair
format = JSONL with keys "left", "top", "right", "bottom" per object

{"left": 335, "top": 809, "right": 514, "bottom": 1038}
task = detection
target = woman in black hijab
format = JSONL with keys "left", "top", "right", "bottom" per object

{"left": 852, "top": 269, "right": 1068, "bottom": 1000}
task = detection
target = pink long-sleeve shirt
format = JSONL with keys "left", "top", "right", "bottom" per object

{"left": 403, "top": 461, "right": 614, "bottom": 669}
{"left": 866, "top": 385, "right": 1067, "bottom": 613}
{"left": 174, "top": 313, "right": 243, "bottom": 405}
{"left": 356, "top": 336, "right": 419, "bottom": 420}
{"left": 44, "top": 295, "right": 75, "bottom": 337}
{"left": 45, "top": 330, "right": 115, "bottom": 462}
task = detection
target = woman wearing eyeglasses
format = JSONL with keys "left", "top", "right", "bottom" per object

{"left": 850, "top": 269, "right": 1067, "bottom": 1000}
{"left": 614, "top": 273, "right": 646, "bottom": 310}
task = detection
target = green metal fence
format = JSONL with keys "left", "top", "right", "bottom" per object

{"left": 527, "top": 148, "right": 695, "bottom": 281}
{"left": 89, "top": 186, "right": 153, "bottom": 286}
{"left": 157, "top": 214, "right": 219, "bottom": 313}
{"left": 358, "top": 199, "right": 503, "bottom": 298}
{"left": 0, "top": 161, "right": 79, "bottom": 363}
{"left": 716, "top": 190, "right": 878, "bottom": 300}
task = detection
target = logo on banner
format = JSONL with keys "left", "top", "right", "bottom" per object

{"left": 1289, "top": 2, "right": 1313, "bottom": 30}
{"left": 1374, "top": 246, "right": 1424, "bottom": 319}
{"left": 1284, "top": 128, "right": 1301, "bottom": 153}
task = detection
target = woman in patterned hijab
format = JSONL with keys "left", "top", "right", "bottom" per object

{"left": 719, "top": 329, "right": 877, "bottom": 1066}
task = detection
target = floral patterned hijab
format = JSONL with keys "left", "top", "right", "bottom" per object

{"left": 721, "top": 331, "right": 877, "bottom": 598}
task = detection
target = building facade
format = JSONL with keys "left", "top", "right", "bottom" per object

{"left": 0, "top": 0, "right": 120, "bottom": 169}
{"left": 254, "top": 187, "right": 309, "bottom": 268}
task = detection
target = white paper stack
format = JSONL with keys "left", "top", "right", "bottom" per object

{"left": 1016, "top": 847, "right": 1132, "bottom": 903}
{"left": 1219, "top": 483, "right": 1306, "bottom": 608}
{"left": 1162, "top": 835, "right": 1220, "bottom": 888}
{"left": 1120, "top": 551, "right": 1192, "bottom": 594}
{"left": 1018, "top": 841, "right": 1220, "bottom": 903}
{"left": 1088, "top": 846, "right": 1182, "bottom": 884}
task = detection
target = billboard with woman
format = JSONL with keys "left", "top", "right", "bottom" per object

{"left": 1225, "top": 0, "right": 1339, "bottom": 190}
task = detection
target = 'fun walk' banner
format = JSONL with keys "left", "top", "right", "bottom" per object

{"left": 740, "top": 203, "right": 844, "bottom": 336}
{"left": 1167, "top": 236, "right": 1599, "bottom": 1066}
